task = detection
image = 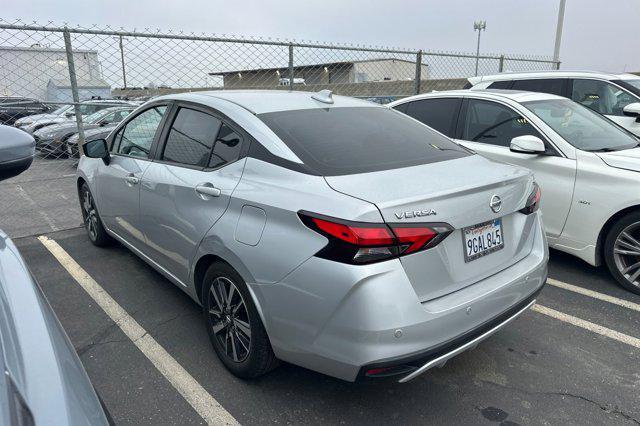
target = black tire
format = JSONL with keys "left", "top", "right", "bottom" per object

{"left": 79, "top": 182, "right": 112, "bottom": 247}
{"left": 202, "top": 262, "right": 279, "bottom": 378}
{"left": 604, "top": 211, "right": 640, "bottom": 295}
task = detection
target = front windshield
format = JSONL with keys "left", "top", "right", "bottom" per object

{"left": 523, "top": 98, "right": 638, "bottom": 152}
{"left": 614, "top": 79, "right": 640, "bottom": 97}
{"left": 52, "top": 104, "right": 72, "bottom": 115}
{"left": 84, "top": 109, "right": 109, "bottom": 124}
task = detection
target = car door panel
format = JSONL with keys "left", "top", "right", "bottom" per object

{"left": 139, "top": 159, "right": 246, "bottom": 285}
{"left": 456, "top": 98, "right": 577, "bottom": 238}
{"left": 96, "top": 156, "right": 150, "bottom": 247}
{"left": 137, "top": 105, "right": 248, "bottom": 284}
{"left": 95, "top": 104, "right": 169, "bottom": 250}
{"left": 456, "top": 141, "right": 576, "bottom": 238}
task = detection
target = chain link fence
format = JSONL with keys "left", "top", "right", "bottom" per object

{"left": 0, "top": 19, "right": 559, "bottom": 237}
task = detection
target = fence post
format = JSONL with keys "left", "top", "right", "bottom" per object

{"left": 119, "top": 35, "right": 127, "bottom": 89}
{"left": 63, "top": 28, "right": 85, "bottom": 147}
{"left": 288, "top": 44, "right": 294, "bottom": 91}
{"left": 414, "top": 50, "right": 423, "bottom": 95}
{"left": 498, "top": 55, "right": 505, "bottom": 73}
{"left": 555, "top": 61, "right": 561, "bottom": 70}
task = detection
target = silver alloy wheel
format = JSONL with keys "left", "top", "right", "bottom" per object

{"left": 208, "top": 277, "right": 251, "bottom": 362}
{"left": 613, "top": 222, "right": 640, "bottom": 289}
{"left": 82, "top": 189, "right": 98, "bottom": 241}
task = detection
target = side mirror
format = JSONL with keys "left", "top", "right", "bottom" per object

{"left": 0, "top": 125, "right": 36, "bottom": 181}
{"left": 623, "top": 103, "right": 640, "bottom": 119}
{"left": 510, "top": 135, "right": 546, "bottom": 154}
{"left": 83, "top": 138, "right": 110, "bottom": 164}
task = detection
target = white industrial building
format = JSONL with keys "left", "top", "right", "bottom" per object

{"left": 0, "top": 45, "right": 111, "bottom": 101}
{"left": 211, "top": 58, "right": 429, "bottom": 88}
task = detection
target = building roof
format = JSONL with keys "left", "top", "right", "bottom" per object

{"left": 209, "top": 58, "right": 427, "bottom": 76}
{"left": 0, "top": 45, "right": 98, "bottom": 54}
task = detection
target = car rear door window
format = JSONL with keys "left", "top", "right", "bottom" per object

{"left": 488, "top": 81, "right": 513, "bottom": 89}
{"left": 402, "top": 98, "right": 461, "bottom": 137}
{"left": 258, "top": 106, "right": 469, "bottom": 176}
{"left": 511, "top": 79, "right": 565, "bottom": 96}
{"left": 571, "top": 79, "right": 637, "bottom": 116}
{"left": 209, "top": 124, "right": 243, "bottom": 169}
{"left": 462, "top": 99, "right": 543, "bottom": 147}
{"left": 162, "top": 107, "right": 221, "bottom": 167}
{"left": 115, "top": 105, "right": 167, "bottom": 159}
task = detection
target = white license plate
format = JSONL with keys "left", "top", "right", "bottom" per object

{"left": 463, "top": 218, "right": 504, "bottom": 262}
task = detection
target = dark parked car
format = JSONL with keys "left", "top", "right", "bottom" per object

{"left": 0, "top": 97, "right": 51, "bottom": 125}
{"left": 0, "top": 125, "right": 110, "bottom": 424}
{"left": 65, "top": 124, "right": 118, "bottom": 158}
{"left": 34, "top": 106, "right": 135, "bottom": 157}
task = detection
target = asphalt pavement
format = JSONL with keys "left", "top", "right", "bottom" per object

{"left": 14, "top": 228, "right": 640, "bottom": 425}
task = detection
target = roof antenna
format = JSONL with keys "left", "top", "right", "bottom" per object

{"left": 311, "top": 89, "right": 334, "bottom": 104}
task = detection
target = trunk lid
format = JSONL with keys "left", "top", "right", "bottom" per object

{"left": 324, "top": 155, "right": 536, "bottom": 302}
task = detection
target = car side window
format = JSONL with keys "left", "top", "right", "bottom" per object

{"left": 402, "top": 98, "right": 461, "bottom": 137}
{"left": 208, "top": 124, "right": 243, "bottom": 169}
{"left": 511, "top": 79, "right": 565, "bottom": 96}
{"left": 488, "top": 81, "right": 512, "bottom": 90}
{"left": 571, "top": 79, "right": 637, "bottom": 116}
{"left": 462, "top": 99, "right": 544, "bottom": 147}
{"left": 116, "top": 106, "right": 167, "bottom": 159}
{"left": 162, "top": 107, "right": 222, "bottom": 167}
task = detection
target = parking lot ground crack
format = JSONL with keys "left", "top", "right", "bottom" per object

{"left": 480, "top": 380, "right": 639, "bottom": 424}
{"left": 76, "top": 321, "right": 122, "bottom": 355}
{"left": 77, "top": 337, "right": 130, "bottom": 356}
{"left": 546, "top": 392, "right": 640, "bottom": 425}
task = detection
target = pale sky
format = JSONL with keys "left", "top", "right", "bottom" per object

{"left": 3, "top": 0, "right": 640, "bottom": 72}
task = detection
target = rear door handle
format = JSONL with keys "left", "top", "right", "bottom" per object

{"left": 195, "top": 183, "right": 221, "bottom": 198}
{"left": 124, "top": 175, "right": 140, "bottom": 185}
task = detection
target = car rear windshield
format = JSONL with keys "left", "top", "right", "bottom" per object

{"left": 257, "top": 107, "right": 470, "bottom": 176}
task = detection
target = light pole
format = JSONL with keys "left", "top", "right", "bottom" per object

{"left": 473, "top": 20, "right": 486, "bottom": 77}
{"left": 553, "top": 0, "right": 566, "bottom": 69}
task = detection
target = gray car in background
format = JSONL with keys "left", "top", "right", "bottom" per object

{"left": 65, "top": 124, "right": 118, "bottom": 158}
{"left": 0, "top": 125, "right": 110, "bottom": 424}
{"left": 34, "top": 106, "right": 135, "bottom": 157}
{"left": 77, "top": 90, "right": 548, "bottom": 382}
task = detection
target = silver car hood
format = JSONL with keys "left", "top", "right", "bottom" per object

{"left": 597, "top": 147, "right": 640, "bottom": 173}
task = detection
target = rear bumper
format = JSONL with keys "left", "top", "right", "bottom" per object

{"left": 251, "top": 214, "right": 548, "bottom": 382}
{"left": 371, "top": 289, "right": 540, "bottom": 383}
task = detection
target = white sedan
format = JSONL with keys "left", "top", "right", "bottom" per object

{"left": 389, "top": 90, "right": 640, "bottom": 294}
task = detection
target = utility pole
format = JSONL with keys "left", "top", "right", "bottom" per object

{"left": 119, "top": 35, "right": 127, "bottom": 88}
{"left": 474, "top": 21, "right": 486, "bottom": 77}
{"left": 553, "top": 0, "right": 566, "bottom": 69}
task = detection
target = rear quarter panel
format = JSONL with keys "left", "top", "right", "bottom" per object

{"left": 559, "top": 150, "right": 640, "bottom": 265}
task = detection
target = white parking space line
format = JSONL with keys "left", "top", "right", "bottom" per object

{"left": 532, "top": 304, "right": 640, "bottom": 349}
{"left": 37, "top": 236, "right": 239, "bottom": 426}
{"left": 547, "top": 278, "right": 640, "bottom": 313}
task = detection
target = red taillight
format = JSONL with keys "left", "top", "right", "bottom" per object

{"left": 299, "top": 211, "right": 453, "bottom": 264}
{"left": 519, "top": 182, "right": 541, "bottom": 215}
{"left": 391, "top": 226, "right": 437, "bottom": 254}
{"left": 311, "top": 218, "right": 395, "bottom": 246}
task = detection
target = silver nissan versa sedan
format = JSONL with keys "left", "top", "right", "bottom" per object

{"left": 76, "top": 90, "right": 548, "bottom": 382}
